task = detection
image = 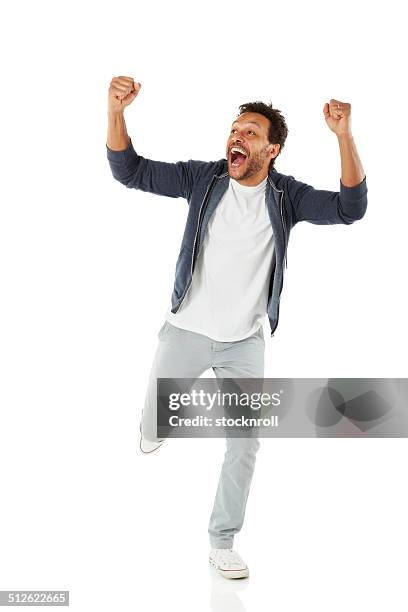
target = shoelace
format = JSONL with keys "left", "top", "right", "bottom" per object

{"left": 211, "top": 548, "right": 246, "bottom": 569}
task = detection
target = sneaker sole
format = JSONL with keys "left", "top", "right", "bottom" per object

{"left": 139, "top": 438, "right": 165, "bottom": 454}
{"left": 209, "top": 559, "right": 249, "bottom": 579}
{"left": 139, "top": 420, "right": 165, "bottom": 454}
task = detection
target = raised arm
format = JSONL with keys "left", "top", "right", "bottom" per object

{"left": 106, "top": 75, "right": 205, "bottom": 200}
{"left": 107, "top": 76, "right": 137, "bottom": 151}
{"left": 323, "top": 99, "right": 365, "bottom": 188}
{"left": 287, "top": 98, "right": 368, "bottom": 226}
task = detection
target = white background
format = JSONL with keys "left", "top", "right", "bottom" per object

{"left": 1, "top": 0, "right": 407, "bottom": 610}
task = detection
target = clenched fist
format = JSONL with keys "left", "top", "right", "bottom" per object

{"left": 323, "top": 98, "right": 352, "bottom": 136}
{"left": 108, "top": 76, "right": 141, "bottom": 114}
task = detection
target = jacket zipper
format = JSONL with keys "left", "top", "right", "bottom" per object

{"left": 175, "top": 174, "right": 221, "bottom": 310}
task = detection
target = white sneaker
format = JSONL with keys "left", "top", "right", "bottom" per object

{"left": 139, "top": 422, "right": 166, "bottom": 454}
{"left": 209, "top": 548, "right": 249, "bottom": 579}
{"left": 139, "top": 436, "right": 166, "bottom": 454}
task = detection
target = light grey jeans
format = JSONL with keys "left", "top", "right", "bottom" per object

{"left": 140, "top": 320, "right": 265, "bottom": 549}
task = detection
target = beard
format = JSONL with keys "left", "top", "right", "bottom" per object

{"left": 228, "top": 144, "right": 271, "bottom": 180}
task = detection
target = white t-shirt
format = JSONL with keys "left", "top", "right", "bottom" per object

{"left": 165, "top": 175, "right": 275, "bottom": 341}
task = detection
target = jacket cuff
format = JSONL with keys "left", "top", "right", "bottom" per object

{"left": 339, "top": 175, "right": 367, "bottom": 200}
{"left": 106, "top": 138, "right": 136, "bottom": 162}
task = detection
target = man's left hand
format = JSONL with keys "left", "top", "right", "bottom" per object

{"left": 323, "top": 99, "right": 352, "bottom": 136}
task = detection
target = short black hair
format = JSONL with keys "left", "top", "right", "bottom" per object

{"left": 237, "top": 101, "right": 288, "bottom": 169}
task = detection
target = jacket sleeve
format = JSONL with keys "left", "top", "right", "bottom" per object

{"left": 106, "top": 138, "right": 208, "bottom": 201}
{"left": 286, "top": 174, "right": 368, "bottom": 225}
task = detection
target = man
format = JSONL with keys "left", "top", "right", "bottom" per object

{"left": 106, "top": 76, "right": 368, "bottom": 579}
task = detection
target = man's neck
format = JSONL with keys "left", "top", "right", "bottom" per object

{"left": 235, "top": 171, "right": 268, "bottom": 187}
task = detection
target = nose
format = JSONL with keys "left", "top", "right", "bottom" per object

{"left": 231, "top": 134, "right": 245, "bottom": 147}
{"left": 234, "top": 128, "right": 248, "bottom": 142}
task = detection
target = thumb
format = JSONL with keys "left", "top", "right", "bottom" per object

{"left": 127, "top": 82, "right": 141, "bottom": 99}
{"left": 128, "top": 82, "right": 141, "bottom": 99}
{"left": 323, "top": 102, "right": 330, "bottom": 118}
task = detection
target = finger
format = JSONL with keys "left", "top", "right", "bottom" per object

{"left": 110, "top": 83, "right": 128, "bottom": 94}
{"left": 329, "top": 100, "right": 344, "bottom": 112}
{"left": 331, "top": 106, "right": 350, "bottom": 119}
{"left": 112, "top": 78, "right": 139, "bottom": 93}
{"left": 323, "top": 103, "right": 331, "bottom": 118}
{"left": 330, "top": 99, "right": 350, "bottom": 111}
{"left": 119, "top": 80, "right": 141, "bottom": 93}
{"left": 111, "top": 82, "right": 140, "bottom": 99}
{"left": 116, "top": 76, "right": 135, "bottom": 84}
{"left": 330, "top": 110, "right": 342, "bottom": 119}
{"left": 335, "top": 103, "right": 351, "bottom": 113}
{"left": 110, "top": 85, "right": 131, "bottom": 99}
{"left": 112, "top": 82, "right": 132, "bottom": 93}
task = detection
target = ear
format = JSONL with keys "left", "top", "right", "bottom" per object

{"left": 269, "top": 143, "right": 280, "bottom": 159}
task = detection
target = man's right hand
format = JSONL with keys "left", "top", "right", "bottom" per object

{"left": 108, "top": 76, "right": 141, "bottom": 114}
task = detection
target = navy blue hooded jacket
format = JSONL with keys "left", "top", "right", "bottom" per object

{"left": 106, "top": 138, "right": 368, "bottom": 337}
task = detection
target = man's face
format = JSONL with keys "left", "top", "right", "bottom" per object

{"left": 225, "top": 112, "right": 280, "bottom": 181}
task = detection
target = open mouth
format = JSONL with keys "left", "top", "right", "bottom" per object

{"left": 229, "top": 146, "right": 248, "bottom": 168}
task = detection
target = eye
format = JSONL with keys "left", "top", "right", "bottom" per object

{"left": 248, "top": 130, "right": 256, "bottom": 135}
{"left": 231, "top": 128, "right": 237, "bottom": 133}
